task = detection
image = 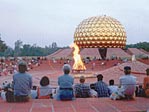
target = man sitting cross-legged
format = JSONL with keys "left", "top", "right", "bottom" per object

{"left": 93, "top": 74, "right": 110, "bottom": 97}
{"left": 74, "top": 76, "right": 97, "bottom": 98}
{"left": 110, "top": 66, "right": 137, "bottom": 100}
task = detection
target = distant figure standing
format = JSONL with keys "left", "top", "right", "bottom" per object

{"left": 56, "top": 64, "right": 74, "bottom": 100}
{"left": 13, "top": 61, "right": 32, "bottom": 102}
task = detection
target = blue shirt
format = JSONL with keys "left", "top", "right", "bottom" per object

{"left": 58, "top": 74, "right": 74, "bottom": 88}
{"left": 55, "top": 74, "right": 74, "bottom": 100}
{"left": 13, "top": 72, "right": 32, "bottom": 96}
{"left": 94, "top": 81, "right": 110, "bottom": 97}
{"left": 74, "top": 83, "right": 91, "bottom": 98}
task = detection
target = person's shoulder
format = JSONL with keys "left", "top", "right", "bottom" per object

{"left": 65, "top": 74, "right": 74, "bottom": 79}
{"left": 94, "top": 82, "right": 98, "bottom": 85}
{"left": 26, "top": 73, "right": 32, "bottom": 76}
{"left": 83, "top": 83, "right": 90, "bottom": 88}
{"left": 84, "top": 83, "right": 90, "bottom": 86}
{"left": 24, "top": 73, "right": 32, "bottom": 78}
{"left": 69, "top": 74, "right": 74, "bottom": 79}
{"left": 13, "top": 72, "right": 20, "bottom": 77}
{"left": 58, "top": 75, "right": 63, "bottom": 79}
{"left": 47, "top": 85, "right": 53, "bottom": 88}
{"left": 41, "top": 85, "right": 52, "bottom": 89}
{"left": 109, "top": 85, "right": 118, "bottom": 89}
{"left": 74, "top": 83, "right": 80, "bottom": 88}
{"left": 130, "top": 74, "right": 136, "bottom": 78}
{"left": 102, "top": 81, "right": 108, "bottom": 86}
{"left": 119, "top": 75, "right": 126, "bottom": 79}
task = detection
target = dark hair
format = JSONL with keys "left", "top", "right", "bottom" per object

{"left": 40, "top": 76, "right": 50, "bottom": 86}
{"left": 97, "top": 74, "right": 103, "bottom": 81}
{"left": 139, "top": 85, "right": 142, "bottom": 88}
{"left": 18, "top": 65, "right": 27, "bottom": 73}
{"left": 124, "top": 66, "right": 131, "bottom": 75}
{"left": 90, "top": 83, "right": 95, "bottom": 89}
{"left": 109, "top": 79, "right": 114, "bottom": 85}
{"left": 32, "top": 86, "right": 37, "bottom": 90}
{"left": 124, "top": 66, "right": 131, "bottom": 70}
{"left": 146, "top": 68, "right": 149, "bottom": 75}
{"left": 80, "top": 76, "right": 85, "bottom": 83}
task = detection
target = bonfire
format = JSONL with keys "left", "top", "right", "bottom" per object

{"left": 70, "top": 43, "right": 86, "bottom": 71}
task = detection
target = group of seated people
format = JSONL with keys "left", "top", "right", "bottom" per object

{"left": 0, "top": 60, "right": 149, "bottom": 102}
{"left": 0, "top": 57, "right": 43, "bottom": 77}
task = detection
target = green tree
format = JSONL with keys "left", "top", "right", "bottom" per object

{"left": 0, "top": 36, "right": 7, "bottom": 52}
{"left": 21, "top": 44, "right": 31, "bottom": 56}
{"left": 14, "top": 40, "right": 23, "bottom": 56}
{"left": 126, "top": 42, "right": 149, "bottom": 51}
{"left": 4, "top": 47, "right": 14, "bottom": 57}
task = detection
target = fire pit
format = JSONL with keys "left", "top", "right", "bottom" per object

{"left": 72, "top": 69, "right": 85, "bottom": 73}
{"left": 70, "top": 43, "right": 86, "bottom": 71}
{"left": 70, "top": 43, "right": 95, "bottom": 78}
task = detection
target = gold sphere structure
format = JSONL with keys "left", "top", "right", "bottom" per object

{"left": 74, "top": 15, "right": 127, "bottom": 48}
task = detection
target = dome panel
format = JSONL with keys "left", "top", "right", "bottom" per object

{"left": 74, "top": 15, "right": 127, "bottom": 48}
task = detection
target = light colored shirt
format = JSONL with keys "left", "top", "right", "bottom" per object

{"left": 119, "top": 74, "right": 136, "bottom": 95}
{"left": 31, "top": 90, "right": 37, "bottom": 99}
{"left": 13, "top": 72, "right": 32, "bottom": 96}
{"left": 108, "top": 85, "right": 118, "bottom": 94}
{"left": 1, "top": 91, "right": 6, "bottom": 101}
{"left": 58, "top": 74, "right": 74, "bottom": 88}
{"left": 39, "top": 85, "right": 52, "bottom": 96}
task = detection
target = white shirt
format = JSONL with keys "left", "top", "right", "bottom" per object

{"left": 108, "top": 85, "right": 118, "bottom": 94}
{"left": 119, "top": 74, "right": 136, "bottom": 95}
{"left": 1, "top": 91, "right": 6, "bottom": 101}
{"left": 39, "top": 85, "right": 52, "bottom": 96}
{"left": 31, "top": 90, "right": 37, "bottom": 99}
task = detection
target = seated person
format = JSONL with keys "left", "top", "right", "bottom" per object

{"left": 143, "top": 68, "right": 149, "bottom": 97}
{"left": 93, "top": 74, "right": 110, "bottom": 97}
{"left": 137, "top": 85, "right": 145, "bottom": 97}
{"left": 74, "top": 76, "right": 97, "bottom": 98}
{"left": 118, "top": 66, "right": 137, "bottom": 100}
{"left": 13, "top": 61, "right": 32, "bottom": 102}
{"left": 55, "top": 64, "right": 74, "bottom": 100}
{"left": 38, "top": 76, "right": 53, "bottom": 99}
{"left": 0, "top": 81, "right": 14, "bottom": 102}
{"left": 108, "top": 79, "right": 118, "bottom": 95}
{"left": 31, "top": 86, "right": 38, "bottom": 99}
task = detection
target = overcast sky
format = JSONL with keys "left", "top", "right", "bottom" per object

{"left": 0, "top": 0, "right": 148, "bottom": 48}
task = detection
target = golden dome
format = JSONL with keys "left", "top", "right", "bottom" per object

{"left": 74, "top": 15, "right": 127, "bottom": 48}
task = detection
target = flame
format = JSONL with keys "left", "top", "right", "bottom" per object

{"left": 70, "top": 43, "right": 86, "bottom": 70}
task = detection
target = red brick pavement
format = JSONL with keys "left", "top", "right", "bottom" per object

{"left": 0, "top": 60, "right": 149, "bottom": 112}
{"left": 0, "top": 97, "right": 149, "bottom": 112}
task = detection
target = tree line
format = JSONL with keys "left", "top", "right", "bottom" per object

{"left": 0, "top": 37, "right": 148, "bottom": 57}
{"left": 0, "top": 38, "right": 68, "bottom": 57}
{"left": 126, "top": 42, "right": 149, "bottom": 52}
